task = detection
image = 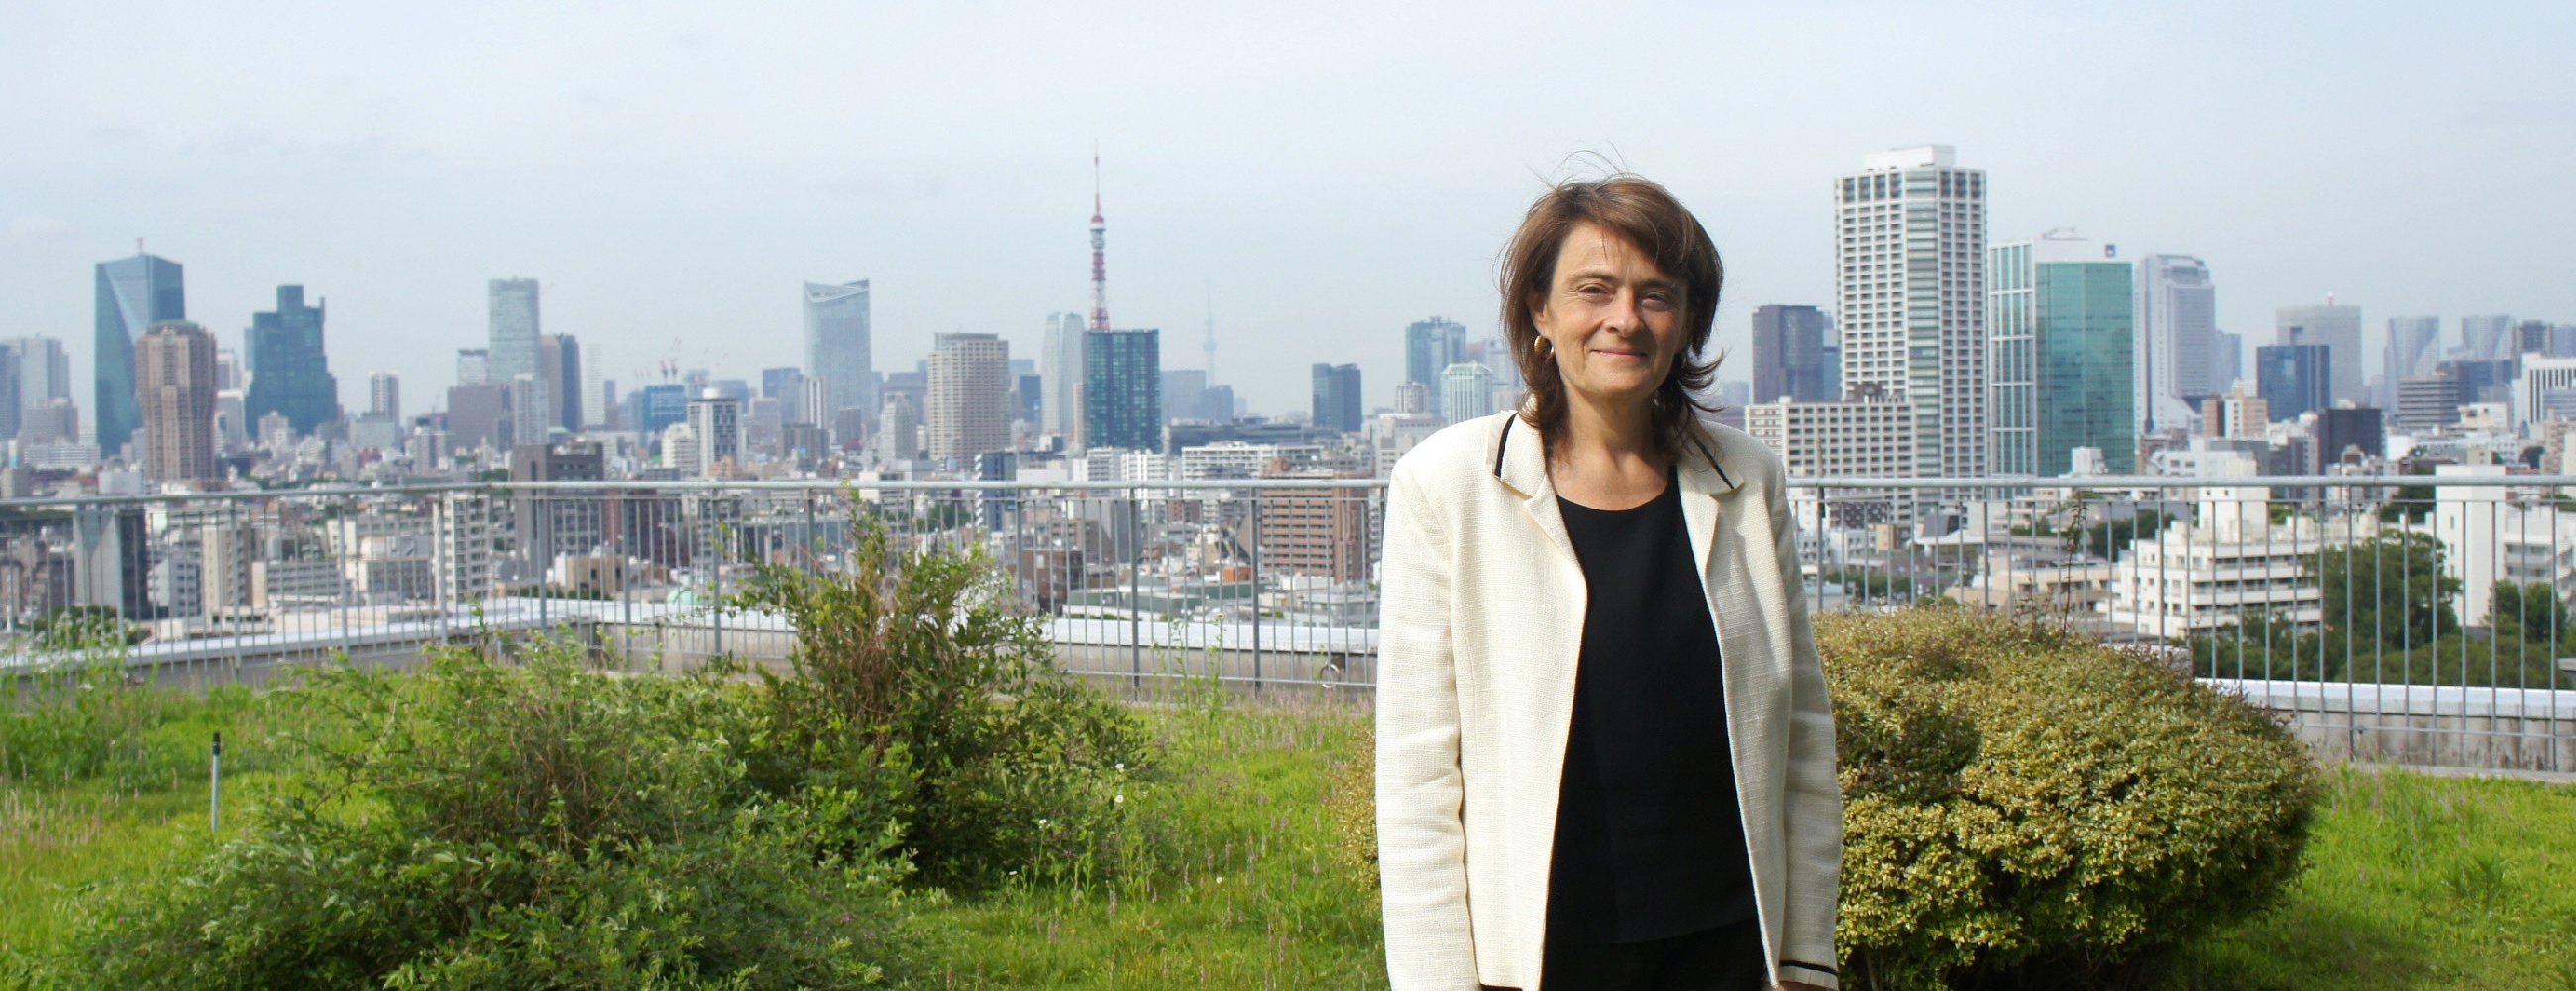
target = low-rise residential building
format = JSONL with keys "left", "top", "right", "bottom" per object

{"left": 2102, "top": 486, "right": 2324, "bottom": 638}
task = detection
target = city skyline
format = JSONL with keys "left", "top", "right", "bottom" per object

{"left": 3, "top": 4, "right": 2571, "bottom": 420}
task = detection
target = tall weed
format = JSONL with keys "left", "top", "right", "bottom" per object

{"left": 728, "top": 510, "right": 1146, "bottom": 890}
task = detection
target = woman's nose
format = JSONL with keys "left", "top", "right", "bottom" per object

{"left": 1603, "top": 291, "right": 1644, "bottom": 332}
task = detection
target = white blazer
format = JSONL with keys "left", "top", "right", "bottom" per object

{"left": 1376, "top": 412, "right": 1842, "bottom": 991}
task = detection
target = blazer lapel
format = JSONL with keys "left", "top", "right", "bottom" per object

{"left": 1676, "top": 424, "right": 1740, "bottom": 580}
{"left": 1491, "top": 415, "right": 1575, "bottom": 558}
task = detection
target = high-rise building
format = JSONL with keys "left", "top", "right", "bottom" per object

{"left": 637, "top": 384, "right": 688, "bottom": 437}
{"left": 2135, "top": 254, "right": 2217, "bottom": 432}
{"left": 685, "top": 391, "right": 741, "bottom": 478}
{"left": 0, "top": 349, "right": 18, "bottom": 441}
{"left": 487, "top": 278, "right": 540, "bottom": 384}
{"left": 244, "top": 285, "right": 339, "bottom": 436}
{"left": 875, "top": 392, "right": 920, "bottom": 461}
{"left": 2384, "top": 316, "right": 2443, "bottom": 381}
{"left": 1835, "top": 145, "right": 1987, "bottom": 478}
{"left": 1750, "top": 305, "right": 1836, "bottom": 403}
{"left": 926, "top": 332, "right": 1011, "bottom": 463}
{"left": 1161, "top": 369, "right": 1209, "bottom": 425}
{"left": 134, "top": 321, "right": 218, "bottom": 487}
{"left": 2256, "top": 345, "right": 2332, "bottom": 421}
{"left": 4, "top": 337, "right": 72, "bottom": 437}
{"left": 1989, "top": 233, "right": 2137, "bottom": 477}
{"left": 582, "top": 342, "right": 608, "bottom": 430}
{"left": 505, "top": 375, "right": 552, "bottom": 446}
{"left": 761, "top": 367, "right": 804, "bottom": 419}
{"left": 2395, "top": 371, "right": 2461, "bottom": 433}
{"left": 1439, "top": 362, "right": 1495, "bottom": 424}
{"left": 2512, "top": 319, "right": 2555, "bottom": 358}
{"left": 1041, "top": 312, "right": 1086, "bottom": 440}
{"left": 369, "top": 373, "right": 400, "bottom": 420}
{"left": 446, "top": 385, "right": 509, "bottom": 452}
{"left": 94, "top": 252, "right": 186, "bottom": 455}
{"left": 2459, "top": 315, "right": 2512, "bottom": 361}
{"left": 2212, "top": 330, "right": 2245, "bottom": 394}
{"left": 1014, "top": 373, "right": 1043, "bottom": 428}
{"left": 1311, "top": 363, "right": 1363, "bottom": 434}
{"left": 1405, "top": 317, "right": 1468, "bottom": 387}
{"left": 804, "top": 280, "right": 873, "bottom": 423}
{"left": 661, "top": 420, "right": 701, "bottom": 477}
{"left": 2313, "top": 407, "right": 2385, "bottom": 471}
{"left": 798, "top": 376, "right": 830, "bottom": 429}
{"left": 456, "top": 348, "right": 491, "bottom": 386}
{"left": 2276, "top": 300, "right": 2364, "bottom": 407}
{"left": 1083, "top": 328, "right": 1162, "bottom": 452}
{"left": 2380, "top": 316, "right": 2442, "bottom": 409}
{"left": 537, "top": 334, "right": 581, "bottom": 432}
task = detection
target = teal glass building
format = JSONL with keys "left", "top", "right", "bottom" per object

{"left": 1989, "top": 237, "right": 2136, "bottom": 476}
{"left": 1084, "top": 328, "right": 1162, "bottom": 452}
{"left": 245, "top": 285, "right": 340, "bottom": 435}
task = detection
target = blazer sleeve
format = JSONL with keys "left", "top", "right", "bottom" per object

{"left": 1375, "top": 463, "right": 1480, "bottom": 991}
{"left": 1770, "top": 466, "right": 1846, "bottom": 989}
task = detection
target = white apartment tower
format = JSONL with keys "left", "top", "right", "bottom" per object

{"left": 685, "top": 391, "right": 740, "bottom": 478}
{"left": 1041, "top": 312, "right": 1086, "bottom": 441}
{"left": 926, "top": 332, "right": 1011, "bottom": 463}
{"left": 2136, "top": 255, "right": 2216, "bottom": 433}
{"left": 1834, "top": 145, "right": 1986, "bottom": 478}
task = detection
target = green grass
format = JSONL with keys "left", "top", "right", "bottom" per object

{"left": 2176, "top": 767, "right": 2576, "bottom": 990}
{"left": 5, "top": 683, "right": 2573, "bottom": 990}
{"left": 0, "top": 774, "right": 268, "bottom": 956}
{"left": 908, "top": 699, "right": 1385, "bottom": 989}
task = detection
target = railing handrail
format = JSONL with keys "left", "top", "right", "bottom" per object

{"left": 2, "top": 472, "right": 2567, "bottom": 510}
{"left": 0, "top": 476, "right": 1392, "bottom": 509}
{"left": 1776, "top": 474, "right": 2576, "bottom": 489}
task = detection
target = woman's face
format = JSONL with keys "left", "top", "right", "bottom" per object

{"left": 1531, "top": 223, "right": 1686, "bottom": 411}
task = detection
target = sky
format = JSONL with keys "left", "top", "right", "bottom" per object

{"left": 4, "top": 1, "right": 2573, "bottom": 419}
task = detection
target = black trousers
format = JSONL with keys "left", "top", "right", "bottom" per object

{"left": 1482, "top": 919, "right": 1769, "bottom": 991}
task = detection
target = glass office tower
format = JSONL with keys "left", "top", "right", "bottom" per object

{"left": 95, "top": 253, "right": 186, "bottom": 454}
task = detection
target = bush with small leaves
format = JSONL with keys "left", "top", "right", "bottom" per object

{"left": 1824, "top": 608, "right": 2321, "bottom": 990}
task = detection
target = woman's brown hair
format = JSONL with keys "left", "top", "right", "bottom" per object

{"left": 1499, "top": 174, "right": 1724, "bottom": 464}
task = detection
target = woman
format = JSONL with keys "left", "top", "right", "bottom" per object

{"left": 1376, "top": 175, "right": 1842, "bottom": 991}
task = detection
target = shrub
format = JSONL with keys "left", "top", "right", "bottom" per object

{"left": 1825, "top": 608, "right": 2320, "bottom": 990}
{"left": 728, "top": 511, "right": 1146, "bottom": 890}
{"left": 44, "top": 641, "right": 919, "bottom": 990}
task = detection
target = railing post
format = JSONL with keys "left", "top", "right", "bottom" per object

{"left": 1128, "top": 486, "right": 1142, "bottom": 693}
{"left": 1241, "top": 486, "right": 1251, "bottom": 695}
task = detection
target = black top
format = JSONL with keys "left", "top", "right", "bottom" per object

{"left": 1545, "top": 469, "right": 1757, "bottom": 945}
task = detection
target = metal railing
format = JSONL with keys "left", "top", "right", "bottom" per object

{"left": 2, "top": 473, "right": 2570, "bottom": 770}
